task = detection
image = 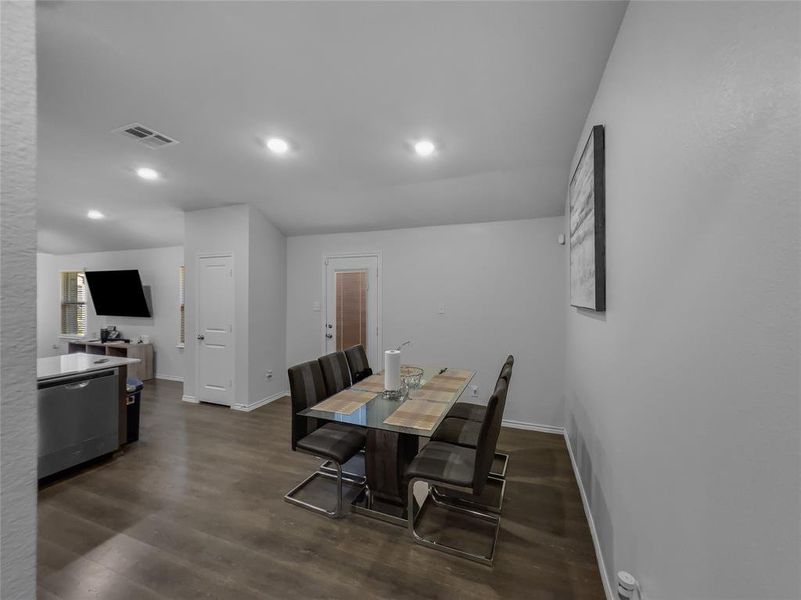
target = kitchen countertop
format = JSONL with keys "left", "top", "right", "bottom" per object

{"left": 37, "top": 352, "right": 141, "bottom": 381}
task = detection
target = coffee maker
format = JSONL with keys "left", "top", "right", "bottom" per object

{"left": 100, "top": 325, "right": 122, "bottom": 343}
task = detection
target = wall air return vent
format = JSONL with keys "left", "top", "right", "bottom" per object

{"left": 113, "top": 123, "right": 179, "bottom": 149}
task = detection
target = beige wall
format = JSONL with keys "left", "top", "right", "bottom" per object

{"left": 183, "top": 205, "right": 251, "bottom": 406}
{"left": 287, "top": 217, "right": 567, "bottom": 428}
{"left": 0, "top": 1, "right": 38, "bottom": 596}
{"left": 249, "top": 204, "right": 289, "bottom": 404}
{"left": 184, "top": 204, "right": 287, "bottom": 408}
{"left": 564, "top": 3, "right": 801, "bottom": 598}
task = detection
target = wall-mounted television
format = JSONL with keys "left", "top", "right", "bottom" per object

{"left": 84, "top": 270, "right": 152, "bottom": 317}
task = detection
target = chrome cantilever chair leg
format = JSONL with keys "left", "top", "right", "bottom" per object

{"left": 429, "top": 474, "right": 507, "bottom": 515}
{"left": 285, "top": 461, "right": 355, "bottom": 519}
{"left": 407, "top": 478, "right": 500, "bottom": 566}
{"left": 320, "top": 450, "right": 367, "bottom": 485}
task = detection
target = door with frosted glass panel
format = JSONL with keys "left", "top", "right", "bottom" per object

{"left": 324, "top": 255, "right": 380, "bottom": 370}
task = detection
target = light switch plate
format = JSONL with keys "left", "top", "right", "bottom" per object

{"left": 438, "top": 303, "right": 446, "bottom": 314}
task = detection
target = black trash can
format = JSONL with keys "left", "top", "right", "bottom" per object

{"left": 125, "top": 377, "right": 143, "bottom": 443}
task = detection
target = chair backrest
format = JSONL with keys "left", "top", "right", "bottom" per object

{"left": 496, "top": 358, "right": 513, "bottom": 420}
{"left": 472, "top": 378, "right": 508, "bottom": 494}
{"left": 288, "top": 360, "right": 329, "bottom": 450}
{"left": 495, "top": 370, "right": 510, "bottom": 419}
{"left": 344, "top": 345, "right": 372, "bottom": 383}
{"left": 318, "top": 351, "right": 352, "bottom": 397}
{"left": 498, "top": 363, "right": 512, "bottom": 383}
{"left": 497, "top": 355, "right": 514, "bottom": 386}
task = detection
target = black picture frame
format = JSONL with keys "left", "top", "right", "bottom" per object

{"left": 569, "top": 124, "right": 606, "bottom": 311}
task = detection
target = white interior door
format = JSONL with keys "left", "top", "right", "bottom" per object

{"left": 196, "top": 254, "right": 235, "bottom": 406}
{"left": 324, "top": 255, "right": 380, "bottom": 370}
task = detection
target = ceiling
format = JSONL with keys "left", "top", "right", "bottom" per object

{"left": 36, "top": 1, "right": 627, "bottom": 254}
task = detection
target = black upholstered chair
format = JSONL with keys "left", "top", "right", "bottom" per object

{"left": 318, "top": 351, "right": 352, "bottom": 397}
{"left": 429, "top": 374, "right": 510, "bottom": 512}
{"left": 405, "top": 379, "right": 508, "bottom": 565}
{"left": 438, "top": 356, "right": 514, "bottom": 480}
{"left": 284, "top": 360, "right": 366, "bottom": 518}
{"left": 344, "top": 344, "right": 372, "bottom": 384}
{"left": 446, "top": 355, "right": 514, "bottom": 421}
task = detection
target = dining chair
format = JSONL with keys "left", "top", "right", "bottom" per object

{"left": 446, "top": 355, "right": 513, "bottom": 421}
{"left": 439, "top": 356, "right": 514, "bottom": 479}
{"left": 428, "top": 374, "right": 509, "bottom": 512}
{"left": 284, "top": 360, "right": 366, "bottom": 518}
{"left": 405, "top": 379, "right": 508, "bottom": 565}
{"left": 318, "top": 351, "right": 352, "bottom": 397}
{"left": 344, "top": 344, "right": 372, "bottom": 384}
{"left": 320, "top": 350, "right": 370, "bottom": 483}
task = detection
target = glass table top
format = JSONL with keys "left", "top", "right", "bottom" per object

{"left": 298, "top": 365, "right": 475, "bottom": 437}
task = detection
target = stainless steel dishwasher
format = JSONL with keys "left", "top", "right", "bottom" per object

{"left": 38, "top": 368, "right": 119, "bottom": 478}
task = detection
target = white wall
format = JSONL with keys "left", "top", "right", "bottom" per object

{"left": 287, "top": 217, "right": 566, "bottom": 427}
{"left": 184, "top": 205, "right": 251, "bottom": 405}
{"left": 184, "top": 204, "right": 287, "bottom": 409}
{"left": 0, "top": 2, "right": 37, "bottom": 596}
{"left": 36, "top": 251, "right": 59, "bottom": 357}
{"left": 36, "top": 246, "right": 185, "bottom": 380}
{"left": 249, "top": 206, "right": 288, "bottom": 403}
{"left": 564, "top": 3, "right": 800, "bottom": 599}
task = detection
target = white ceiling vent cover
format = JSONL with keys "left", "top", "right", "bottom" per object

{"left": 113, "top": 123, "right": 179, "bottom": 149}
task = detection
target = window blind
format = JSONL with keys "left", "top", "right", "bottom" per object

{"left": 60, "top": 271, "right": 87, "bottom": 336}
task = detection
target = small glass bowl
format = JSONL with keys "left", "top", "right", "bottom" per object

{"left": 400, "top": 365, "right": 424, "bottom": 390}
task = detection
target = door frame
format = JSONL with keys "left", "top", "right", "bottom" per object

{"left": 195, "top": 252, "right": 235, "bottom": 406}
{"left": 321, "top": 251, "right": 382, "bottom": 367}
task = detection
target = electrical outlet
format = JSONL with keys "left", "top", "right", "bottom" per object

{"left": 265, "top": 370, "right": 273, "bottom": 380}
{"left": 471, "top": 385, "right": 479, "bottom": 397}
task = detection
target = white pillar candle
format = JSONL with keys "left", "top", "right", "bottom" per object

{"left": 384, "top": 350, "right": 401, "bottom": 391}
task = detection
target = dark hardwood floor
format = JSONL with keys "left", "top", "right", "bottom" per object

{"left": 37, "top": 379, "right": 605, "bottom": 600}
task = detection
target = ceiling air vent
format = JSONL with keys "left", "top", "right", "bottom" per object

{"left": 113, "top": 123, "right": 179, "bottom": 149}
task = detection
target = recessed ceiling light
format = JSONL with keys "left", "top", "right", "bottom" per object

{"left": 414, "top": 139, "right": 436, "bottom": 157}
{"left": 136, "top": 167, "right": 160, "bottom": 180}
{"left": 87, "top": 210, "right": 104, "bottom": 220}
{"left": 266, "top": 137, "right": 290, "bottom": 155}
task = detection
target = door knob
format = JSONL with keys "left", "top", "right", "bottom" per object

{"left": 325, "top": 333, "right": 333, "bottom": 339}
{"left": 197, "top": 334, "right": 205, "bottom": 341}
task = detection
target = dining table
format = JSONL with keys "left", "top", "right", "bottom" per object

{"left": 299, "top": 365, "right": 475, "bottom": 525}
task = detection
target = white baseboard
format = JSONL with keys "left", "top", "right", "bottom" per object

{"left": 494, "top": 417, "right": 612, "bottom": 598}
{"left": 181, "top": 395, "right": 198, "bottom": 404}
{"left": 501, "top": 419, "right": 564, "bottom": 435}
{"left": 156, "top": 373, "right": 184, "bottom": 382}
{"left": 231, "top": 390, "right": 288, "bottom": 412}
{"left": 563, "top": 429, "right": 614, "bottom": 600}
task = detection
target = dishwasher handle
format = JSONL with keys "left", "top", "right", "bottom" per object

{"left": 38, "top": 369, "right": 116, "bottom": 390}
{"left": 64, "top": 380, "right": 91, "bottom": 390}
